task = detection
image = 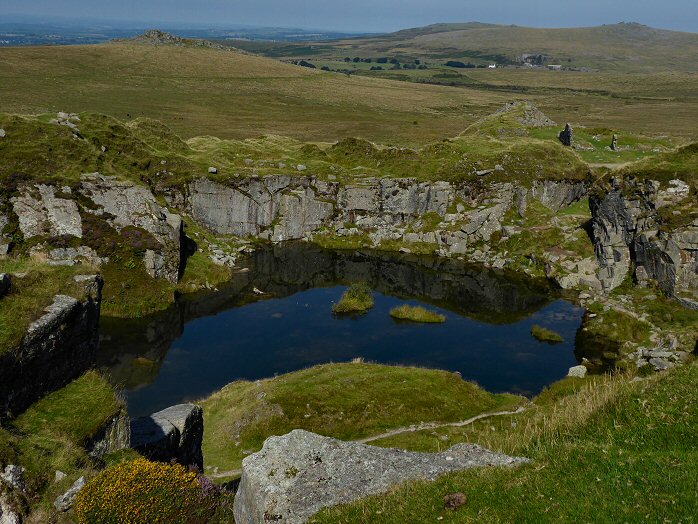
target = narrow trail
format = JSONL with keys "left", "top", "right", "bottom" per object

{"left": 209, "top": 406, "right": 526, "bottom": 479}
{"left": 356, "top": 406, "right": 526, "bottom": 443}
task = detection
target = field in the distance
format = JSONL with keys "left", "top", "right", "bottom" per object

{"left": 0, "top": 42, "right": 507, "bottom": 145}
{"left": 248, "top": 22, "right": 698, "bottom": 73}
{"left": 1, "top": 37, "right": 697, "bottom": 144}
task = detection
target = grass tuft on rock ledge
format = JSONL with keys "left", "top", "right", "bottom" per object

{"left": 332, "top": 282, "right": 374, "bottom": 314}
{"left": 531, "top": 324, "right": 565, "bottom": 344}
{"left": 390, "top": 304, "right": 446, "bottom": 324}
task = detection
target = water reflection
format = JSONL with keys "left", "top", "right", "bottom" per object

{"left": 99, "top": 243, "right": 585, "bottom": 417}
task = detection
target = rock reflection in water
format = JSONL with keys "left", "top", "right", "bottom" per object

{"left": 99, "top": 243, "right": 584, "bottom": 417}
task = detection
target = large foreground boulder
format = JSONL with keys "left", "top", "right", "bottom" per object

{"left": 130, "top": 403, "right": 204, "bottom": 469}
{"left": 233, "top": 429, "right": 529, "bottom": 524}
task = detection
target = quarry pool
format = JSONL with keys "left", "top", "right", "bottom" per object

{"left": 100, "top": 244, "right": 586, "bottom": 418}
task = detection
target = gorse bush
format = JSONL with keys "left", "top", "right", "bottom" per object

{"left": 74, "top": 458, "right": 218, "bottom": 524}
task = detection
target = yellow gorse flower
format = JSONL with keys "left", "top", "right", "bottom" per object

{"left": 74, "top": 458, "right": 213, "bottom": 524}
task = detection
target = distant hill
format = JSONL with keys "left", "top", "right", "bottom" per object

{"left": 251, "top": 22, "right": 698, "bottom": 73}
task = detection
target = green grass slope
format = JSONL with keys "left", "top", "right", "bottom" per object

{"left": 317, "top": 362, "right": 698, "bottom": 523}
{"left": 200, "top": 363, "right": 523, "bottom": 475}
{"left": 1, "top": 372, "right": 125, "bottom": 514}
{"left": 0, "top": 41, "right": 503, "bottom": 145}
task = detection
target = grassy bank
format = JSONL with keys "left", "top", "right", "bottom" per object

{"left": 316, "top": 363, "right": 698, "bottom": 522}
{"left": 200, "top": 363, "right": 524, "bottom": 475}
{"left": 1, "top": 371, "right": 126, "bottom": 517}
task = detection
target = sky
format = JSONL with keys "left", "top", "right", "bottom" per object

{"left": 2, "top": 0, "right": 697, "bottom": 33}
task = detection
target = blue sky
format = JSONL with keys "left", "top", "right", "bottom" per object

{"left": 2, "top": 0, "right": 696, "bottom": 33}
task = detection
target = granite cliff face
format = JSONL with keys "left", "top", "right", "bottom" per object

{"left": 169, "top": 175, "right": 587, "bottom": 258}
{"left": 591, "top": 177, "right": 698, "bottom": 308}
{"left": 0, "top": 275, "right": 103, "bottom": 418}
{"left": 5, "top": 174, "right": 185, "bottom": 282}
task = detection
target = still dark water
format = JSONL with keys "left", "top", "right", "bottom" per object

{"left": 100, "top": 244, "right": 585, "bottom": 418}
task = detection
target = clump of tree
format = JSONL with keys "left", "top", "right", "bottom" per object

{"left": 445, "top": 61, "right": 476, "bottom": 69}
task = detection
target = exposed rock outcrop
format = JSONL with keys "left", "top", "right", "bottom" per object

{"left": 85, "top": 409, "right": 130, "bottom": 459}
{"left": 0, "top": 466, "right": 25, "bottom": 492}
{"left": 80, "top": 174, "right": 184, "bottom": 281}
{"left": 10, "top": 185, "right": 82, "bottom": 239}
{"left": 591, "top": 177, "right": 698, "bottom": 305}
{"left": 0, "top": 494, "right": 21, "bottom": 524}
{"left": 179, "top": 175, "right": 588, "bottom": 262}
{"left": 0, "top": 276, "right": 103, "bottom": 419}
{"left": 130, "top": 403, "right": 204, "bottom": 469}
{"left": 559, "top": 123, "right": 573, "bottom": 147}
{"left": 53, "top": 477, "right": 85, "bottom": 512}
{"left": 8, "top": 176, "right": 186, "bottom": 282}
{"left": 233, "top": 429, "right": 529, "bottom": 524}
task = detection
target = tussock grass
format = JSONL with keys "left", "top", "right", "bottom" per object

{"left": 390, "top": 304, "right": 446, "bottom": 323}
{"left": 332, "top": 282, "right": 374, "bottom": 314}
{"left": 530, "top": 324, "right": 564, "bottom": 344}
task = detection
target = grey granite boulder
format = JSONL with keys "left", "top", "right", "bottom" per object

{"left": 233, "top": 429, "right": 529, "bottom": 524}
{"left": 0, "top": 494, "right": 20, "bottom": 524}
{"left": 131, "top": 403, "right": 204, "bottom": 469}
{"left": 53, "top": 476, "right": 85, "bottom": 512}
{"left": 567, "top": 365, "right": 588, "bottom": 378}
{"left": 0, "top": 466, "right": 25, "bottom": 492}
